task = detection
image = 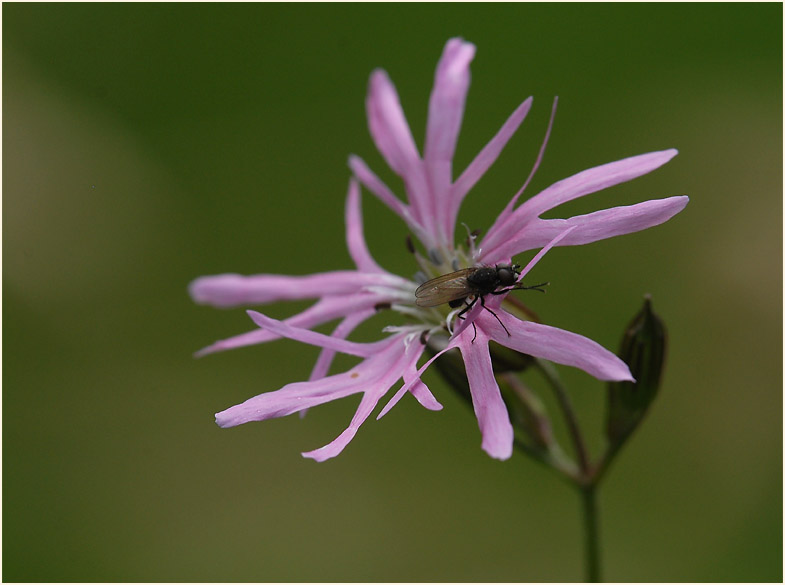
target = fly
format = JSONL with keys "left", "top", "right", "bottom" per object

{"left": 415, "top": 264, "right": 547, "bottom": 341}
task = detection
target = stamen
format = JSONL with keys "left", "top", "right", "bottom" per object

{"left": 445, "top": 306, "right": 463, "bottom": 335}
{"left": 391, "top": 303, "right": 431, "bottom": 318}
{"left": 461, "top": 222, "right": 481, "bottom": 258}
{"left": 382, "top": 324, "right": 429, "bottom": 336}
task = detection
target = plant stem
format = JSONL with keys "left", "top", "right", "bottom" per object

{"left": 534, "top": 358, "right": 591, "bottom": 473}
{"left": 533, "top": 358, "right": 603, "bottom": 581}
{"left": 581, "top": 484, "right": 601, "bottom": 582}
{"left": 512, "top": 437, "right": 581, "bottom": 483}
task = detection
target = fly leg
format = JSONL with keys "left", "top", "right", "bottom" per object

{"left": 455, "top": 295, "right": 478, "bottom": 320}
{"left": 479, "top": 294, "right": 510, "bottom": 337}
{"left": 456, "top": 296, "right": 479, "bottom": 343}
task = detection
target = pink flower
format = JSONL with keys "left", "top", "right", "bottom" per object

{"left": 189, "top": 38, "right": 688, "bottom": 461}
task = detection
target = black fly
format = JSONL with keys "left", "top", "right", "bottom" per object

{"left": 414, "top": 264, "right": 547, "bottom": 341}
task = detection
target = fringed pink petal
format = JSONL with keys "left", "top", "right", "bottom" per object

{"left": 302, "top": 391, "right": 382, "bottom": 462}
{"left": 348, "top": 155, "right": 412, "bottom": 226}
{"left": 487, "top": 196, "right": 689, "bottom": 260}
{"left": 189, "top": 271, "right": 405, "bottom": 308}
{"left": 366, "top": 69, "right": 421, "bottom": 177}
{"left": 365, "top": 72, "right": 433, "bottom": 233}
{"left": 408, "top": 379, "right": 443, "bottom": 412}
{"left": 246, "top": 310, "right": 384, "bottom": 358}
{"left": 376, "top": 336, "right": 437, "bottom": 419}
{"left": 194, "top": 294, "right": 385, "bottom": 357}
{"left": 216, "top": 336, "right": 405, "bottom": 430}
{"left": 488, "top": 96, "right": 558, "bottom": 230}
{"left": 456, "top": 329, "right": 514, "bottom": 460}
{"left": 301, "top": 337, "right": 413, "bottom": 461}
{"left": 382, "top": 337, "right": 461, "bottom": 416}
{"left": 424, "top": 38, "right": 475, "bottom": 164}
{"left": 487, "top": 311, "right": 634, "bottom": 382}
{"left": 345, "top": 178, "right": 385, "bottom": 274}
{"left": 309, "top": 308, "right": 376, "bottom": 381}
{"left": 195, "top": 328, "right": 278, "bottom": 358}
{"left": 404, "top": 338, "right": 442, "bottom": 411}
{"left": 423, "top": 39, "right": 475, "bottom": 240}
{"left": 448, "top": 97, "right": 533, "bottom": 238}
{"left": 216, "top": 371, "right": 364, "bottom": 428}
{"left": 481, "top": 149, "right": 678, "bottom": 256}
{"left": 513, "top": 225, "right": 577, "bottom": 279}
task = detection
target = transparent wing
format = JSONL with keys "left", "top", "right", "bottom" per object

{"left": 414, "top": 269, "right": 474, "bottom": 307}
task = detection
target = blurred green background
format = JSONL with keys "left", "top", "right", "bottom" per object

{"left": 4, "top": 3, "right": 781, "bottom": 582}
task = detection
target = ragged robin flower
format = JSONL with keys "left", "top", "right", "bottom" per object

{"left": 189, "top": 38, "right": 688, "bottom": 461}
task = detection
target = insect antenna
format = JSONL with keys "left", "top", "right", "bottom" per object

{"left": 492, "top": 281, "right": 550, "bottom": 295}
{"left": 516, "top": 281, "right": 549, "bottom": 293}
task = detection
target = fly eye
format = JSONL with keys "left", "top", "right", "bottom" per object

{"left": 497, "top": 268, "right": 516, "bottom": 286}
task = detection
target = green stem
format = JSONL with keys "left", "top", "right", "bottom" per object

{"left": 533, "top": 358, "right": 603, "bottom": 581}
{"left": 512, "top": 437, "right": 581, "bottom": 483}
{"left": 534, "top": 358, "right": 591, "bottom": 473}
{"left": 592, "top": 442, "right": 621, "bottom": 486}
{"left": 581, "top": 484, "right": 601, "bottom": 582}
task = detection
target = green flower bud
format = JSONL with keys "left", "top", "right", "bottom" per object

{"left": 605, "top": 295, "right": 667, "bottom": 447}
